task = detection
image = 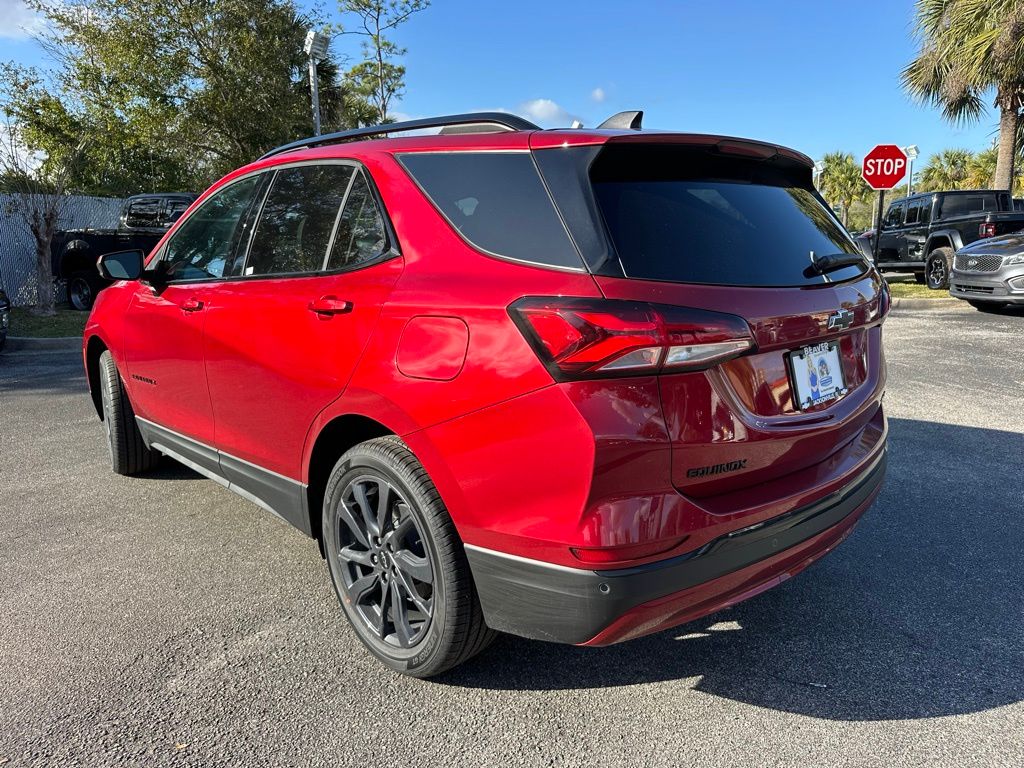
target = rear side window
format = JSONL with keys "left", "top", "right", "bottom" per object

{"left": 590, "top": 145, "right": 865, "bottom": 287}
{"left": 246, "top": 164, "right": 354, "bottom": 276}
{"left": 163, "top": 176, "right": 261, "bottom": 281}
{"left": 398, "top": 152, "right": 583, "bottom": 270}
{"left": 938, "top": 193, "right": 998, "bottom": 219}
{"left": 327, "top": 170, "right": 388, "bottom": 270}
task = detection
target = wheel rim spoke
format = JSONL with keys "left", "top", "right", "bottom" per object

{"left": 391, "top": 580, "right": 412, "bottom": 646}
{"left": 393, "top": 549, "right": 432, "bottom": 585}
{"left": 374, "top": 479, "right": 392, "bottom": 533}
{"left": 336, "top": 500, "right": 369, "bottom": 549}
{"left": 393, "top": 567, "right": 432, "bottom": 615}
{"left": 352, "top": 482, "right": 378, "bottom": 537}
{"left": 338, "top": 545, "right": 373, "bottom": 567}
{"left": 377, "top": 578, "right": 392, "bottom": 639}
{"left": 349, "top": 572, "right": 379, "bottom": 605}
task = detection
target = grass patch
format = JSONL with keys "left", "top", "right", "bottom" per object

{"left": 9, "top": 306, "right": 88, "bottom": 337}
{"left": 885, "top": 276, "right": 946, "bottom": 300}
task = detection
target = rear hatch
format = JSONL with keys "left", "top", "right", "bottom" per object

{"left": 542, "top": 138, "right": 888, "bottom": 502}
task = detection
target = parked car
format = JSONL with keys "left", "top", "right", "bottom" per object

{"left": 83, "top": 111, "right": 889, "bottom": 677}
{"left": 52, "top": 193, "right": 197, "bottom": 310}
{"left": 0, "top": 286, "right": 9, "bottom": 351}
{"left": 950, "top": 233, "right": 1024, "bottom": 311}
{"left": 854, "top": 189, "right": 1024, "bottom": 289}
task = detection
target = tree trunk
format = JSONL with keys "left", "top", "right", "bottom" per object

{"left": 994, "top": 104, "right": 1019, "bottom": 192}
{"left": 33, "top": 225, "right": 56, "bottom": 316}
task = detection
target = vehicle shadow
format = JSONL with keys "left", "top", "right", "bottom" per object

{"left": 439, "top": 417, "right": 1024, "bottom": 722}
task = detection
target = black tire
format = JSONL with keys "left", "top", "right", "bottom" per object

{"left": 926, "top": 248, "right": 953, "bottom": 290}
{"left": 967, "top": 300, "right": 1008, "bottom": 313}
{"left": 68, "top": 271, "right": 99, "bottom": 311}
{"left": 914, "top": 271, "right": 926, "bottom": 284}
{"left": 98, "top": 351, "right": 159, "bottom": 475}
{"left": 322, "top": 436, "right": 495, "bottom": 677}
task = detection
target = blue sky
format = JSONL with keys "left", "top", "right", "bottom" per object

{"left": 0, "top": 0, "right": 1003, "bottom": 164}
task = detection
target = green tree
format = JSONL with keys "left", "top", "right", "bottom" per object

{"left": 818, "top": 151, "right": 870, "bottom": 226}
{"left": 3, "top": 0, "right": 377, "bottom": 195}
{"left": 339, "top": 0, "right": 429, "bottom": 124}
{"left": 917, "top": 148, "right": 973, "bottom": 191}
{"left": 903, "top": 0, "right": 1024, "bottom": 191}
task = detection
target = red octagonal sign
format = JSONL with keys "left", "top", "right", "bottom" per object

{"left": 862, "top": 144, "right": 908, "bottom": 190}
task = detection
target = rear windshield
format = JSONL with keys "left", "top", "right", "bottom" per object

{"left": 590, "top": 145, "right": 865, "bottom": 287}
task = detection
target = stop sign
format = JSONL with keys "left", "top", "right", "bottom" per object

{"left": 862, "top": 144, "right": 908, "bottom": 190}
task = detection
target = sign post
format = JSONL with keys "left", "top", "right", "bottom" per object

{"left": 862, "top": 144, "right": 909, "bottom": 262}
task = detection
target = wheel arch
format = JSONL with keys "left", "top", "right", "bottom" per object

{"left": 925, "top": 231, "right": 961, "bottom": 255}
{"left": 84, "top": 334, "right": 109, "bottom": 419}
{"left": 59, "top": 241, "right": 96, "bottom": 278}
{"left": 305, "top": 413, "right": 396, "bottom": 554}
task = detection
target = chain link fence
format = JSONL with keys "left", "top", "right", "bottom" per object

{"left": 0, "top": 194, "right": 125, "bottom": 307}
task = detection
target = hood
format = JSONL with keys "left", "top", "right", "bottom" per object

{"left": 959, "top": 232, "right": 1024, "bottom": 256}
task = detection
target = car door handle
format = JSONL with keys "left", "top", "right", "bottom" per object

{"left": 308, "top": 296, "right": 353, "bottom": 316}
{"left": 180, "top": 297, "right": 204, "bottom": 312}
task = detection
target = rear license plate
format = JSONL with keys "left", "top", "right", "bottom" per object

{"left": 788, "top": 341, "right": 847, "bottom": 410}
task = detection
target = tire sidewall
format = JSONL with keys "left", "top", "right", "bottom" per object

{"left": 69, "top": 275, "right": 94, "bottom": 311}
{"left": 322, "top": 445, "right": 453, "bottom": 675}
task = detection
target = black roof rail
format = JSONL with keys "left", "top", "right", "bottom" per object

{"left": 260, "top": 112, "right": 541, "bottom": 160}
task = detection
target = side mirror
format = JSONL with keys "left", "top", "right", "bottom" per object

{"left": 97, "top": 249, "right": 144, "bottom": 281}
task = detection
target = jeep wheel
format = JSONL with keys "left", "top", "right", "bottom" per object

{"left": 926, "top": 248, "right": 953, "bottom": 290}
{"left": 322, "top": 437, "right": 495, "bottom": 677}
{"left": 68, "top": 272, "right": 98, "bottom": 311}
{"left": 98, "top": 351, "right": 159, "bottom": 475}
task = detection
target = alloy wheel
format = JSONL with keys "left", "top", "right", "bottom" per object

{"left": 332, "top": 475, "right": 434, "bottom": 648}
{"left": 70, "top": 279, "right": 93, "bottom": 311}
{"left": 928, "top": 258, "right": 946, "bottom": 289}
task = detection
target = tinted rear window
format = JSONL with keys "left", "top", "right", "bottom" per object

{"left": 591, "top": 145, "right": 865, "bottom": 287}
{"left": 937, "top": 193, "right": 999, "bottom": 219}
{"left": 398, "top": 152, "right": 583, "bottom": 270}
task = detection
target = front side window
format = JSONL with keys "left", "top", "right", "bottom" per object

{"left": 246, "top": 164, "right": 354, "bottom": 276}
{"left": 162, "top": 176, "right": 261, "bottom": 281}
{"left": 327, "top": 170, "right": 387, "bottom": 270}
{"left": 885, "top": 203, "right": 905, "bottom": 228}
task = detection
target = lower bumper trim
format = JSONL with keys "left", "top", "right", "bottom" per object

{"left": 466, "top": 449, "right": 886, "bottom": 645}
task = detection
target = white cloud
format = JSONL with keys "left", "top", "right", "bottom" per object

{"left": 591, "top": 87, "right": 606, "bottom": 103}
{"left": 518, "top": 98, "right": 581, "bottom": 128}
{"left": 0, "top": 0, "right": 45, "bottom": 40}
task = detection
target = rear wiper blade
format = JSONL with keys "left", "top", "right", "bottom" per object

{"left": 806, "top": 252, "right": 865, "bottom": 277}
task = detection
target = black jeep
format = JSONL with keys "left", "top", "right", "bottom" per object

{"left": 52, "top": 193, "right": 196, "bottom": 310}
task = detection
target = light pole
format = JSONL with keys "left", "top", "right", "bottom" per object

{"left": 304, "top": 29, "right": 330, "bottom": 136}
{"left": 903, "top": 144, "right": 919, "bottom": 196}
{"left": 813, "top": 159, "right": 825, "bottom": 190}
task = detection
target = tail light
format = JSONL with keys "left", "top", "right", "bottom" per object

{"left": 979, "top": 223, "right": 996, "bottom": 239}
{"left": 509, "top": 297, "right": 755, "bottom": 381}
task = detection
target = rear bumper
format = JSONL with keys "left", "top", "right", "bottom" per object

{"left": 466, "top": 448, "right": 886, "bottom": 645}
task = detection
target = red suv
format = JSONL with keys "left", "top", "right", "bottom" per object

{"left": 83, "top": 112, "right": 888, "bottom": 677}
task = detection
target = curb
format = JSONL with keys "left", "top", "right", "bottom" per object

{"left": 3, "top": 336, "right": 82, "bottom": 352}
{"left": 890, "top": 297, "right": 963, "bottom": 311}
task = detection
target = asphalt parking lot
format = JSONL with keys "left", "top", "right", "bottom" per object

{"left": 2, "top": 304, "right": 1023, "bottom": 767}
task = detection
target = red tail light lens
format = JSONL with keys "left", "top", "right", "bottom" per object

{"left": 979, "top": 223, "right": 996, "bottom": 239}
{"left": 509, "top": 297, "right": 755, "bottom": 380}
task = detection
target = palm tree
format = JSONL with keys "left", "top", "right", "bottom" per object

{"left": 966, "top": 146, "right": 998, "bottom": 188}
{"left": 903, "top": 0, "right": 1024, "bottom": 191}
{"left": 918, "top": 149, "right": 973, "bottom": 191}
{"left": 818, "top": 151, "right": 869, "bottom": 226}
